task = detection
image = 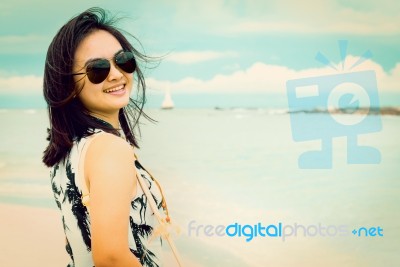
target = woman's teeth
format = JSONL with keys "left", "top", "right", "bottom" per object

{"left": 104, "top": 85, "right": 124, "bottom": 93}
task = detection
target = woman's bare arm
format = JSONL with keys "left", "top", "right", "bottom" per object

{"left": 85, "top": 133, "right": 141, "bottom": 267}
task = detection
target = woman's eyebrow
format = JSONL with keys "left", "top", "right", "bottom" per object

{"left": 114, "top": 49, "right": 124, "bottom": 56}
{"left": 83, "top": 58, "right": 101, "bottom": 67}
{"left": 83, "top": 49, "right": 125, "bottom": 67}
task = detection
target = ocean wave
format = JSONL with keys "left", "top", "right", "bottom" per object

{"left": 23, "top": 109, "right": 37, "bottom": 114}
{"left": 234, "top": 114, "right": 247, "bottom": 119}
{"left": 0, "top": 182, "right": 51, "bottom": 197}
{"left": 288, "top": 107, "right": 400, "bottom": 116}
{"left": 214, "top": 106, "right": 400, "bottom": 116}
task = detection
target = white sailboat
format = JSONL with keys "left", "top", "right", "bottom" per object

{"left": 161, "top": 87, "right": 174, "bottom": 109}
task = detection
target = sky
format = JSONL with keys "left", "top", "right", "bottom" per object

{"left": 0, "top": 0, "right": 399, "bottom": 106}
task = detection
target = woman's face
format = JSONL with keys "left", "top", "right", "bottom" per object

{"left": 73, "top": 30, "right": 133, "bottom": 118}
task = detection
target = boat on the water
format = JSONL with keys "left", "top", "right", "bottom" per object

{"left": 161, "top": 87, "right": 174, "bottom": 109}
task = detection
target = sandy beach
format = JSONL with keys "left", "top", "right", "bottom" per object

{"left": 0, "top": 203, "right": 199, "bottom": 267}
{"left": 0, "top": 203, "right": 69, "bottom": 267}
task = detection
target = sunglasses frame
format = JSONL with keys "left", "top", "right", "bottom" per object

{"left": 72, "top": 50, "right": 136, "bottom": 84}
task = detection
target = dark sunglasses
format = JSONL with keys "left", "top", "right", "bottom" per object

{"left": 73, "top": 51, "right": 136, "bottom": 84}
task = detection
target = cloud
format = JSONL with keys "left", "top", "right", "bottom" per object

{"left": 227, "top": 18, "right": 400, "bottom": 35}
{"left": 0, "top": 75, "right": 42, "bottom": 94}
{"left": 0, "top": 34, "right": 50, "bottom": 54}
{"left": 1, "top": 56, "right": 398, "bottom": 97}
{"left": 165, "top": 50, "right": 238, "bottom": 64}
{"left": 147, "top": 55, "right": 400, "bottom": 93}
{"left": 164, "top": 0, "right": 400, "bottom": 36}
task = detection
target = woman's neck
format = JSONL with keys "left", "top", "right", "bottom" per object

{"left": 90, "top": 113, "right": 120, "bottom": 129}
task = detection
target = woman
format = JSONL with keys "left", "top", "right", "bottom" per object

{"left": 43, "top": 7, "right": 167, "bottom": 267}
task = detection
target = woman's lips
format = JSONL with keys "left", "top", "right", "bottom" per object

{"left": 104, "top": 84, "right": 125, "bottom": 95}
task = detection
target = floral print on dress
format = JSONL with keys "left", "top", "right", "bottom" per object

{"left": 51, "top": 132, "right": 163, "bottom": 267}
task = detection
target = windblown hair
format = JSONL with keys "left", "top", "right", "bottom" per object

{"left": 43, "top": 7, "right": 152, "bottom": 167}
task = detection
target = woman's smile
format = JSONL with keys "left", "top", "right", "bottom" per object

{"left": 103, "top": 83, "right": 126, "bottom": 94}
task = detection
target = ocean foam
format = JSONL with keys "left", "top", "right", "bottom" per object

{"left": 23, "top": 109, "right": 37, "bottom": 114}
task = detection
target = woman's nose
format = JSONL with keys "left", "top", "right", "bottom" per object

{"left": 107, "top": 61, "right": 124, "bottom": 81}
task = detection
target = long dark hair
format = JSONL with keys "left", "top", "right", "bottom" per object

{"left": 43, "top": 7, "right": 153, "bottom": 167}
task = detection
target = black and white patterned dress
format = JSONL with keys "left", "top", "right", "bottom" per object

{"left": 51, "top": 131, "right": 163, "bottom": 267}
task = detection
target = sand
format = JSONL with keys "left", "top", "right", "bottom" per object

{"left": 0, "top": 203, "right": 70, "bottom": 267}
{"left": 0, "top": 203, "right": 199, "bottom": 267}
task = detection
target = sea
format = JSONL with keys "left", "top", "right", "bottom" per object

{"left": 0, "top": 93, "right": 399, "bottom": 267}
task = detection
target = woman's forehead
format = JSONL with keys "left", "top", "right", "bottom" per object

{"left": 74, "top": 30, "right": 123, "bottom": 62}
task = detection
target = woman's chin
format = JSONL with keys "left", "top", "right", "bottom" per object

{"left": 108, "top": 95, "right": 131, "bottom": 109}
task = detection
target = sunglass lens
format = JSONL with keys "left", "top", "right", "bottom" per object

{"left": 87, "top": 59, "right": 110, "bottom": 84}
{"left": 116, "top": 52, "right": 136, "bottom": 73}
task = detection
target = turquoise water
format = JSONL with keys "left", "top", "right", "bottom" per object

{"left": 0, "top": 108, "right": 399, "bottom": 266}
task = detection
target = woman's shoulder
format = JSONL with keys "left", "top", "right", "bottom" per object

{"left": 83, "top": 132, "right": 135, "bottom": 185}
{"left": 88, "top": 131, "right": 134, "bottom": 157}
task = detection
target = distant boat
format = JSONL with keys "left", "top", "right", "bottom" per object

{"left": 161, "top": 87, "right": 174, "bottom": 109}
